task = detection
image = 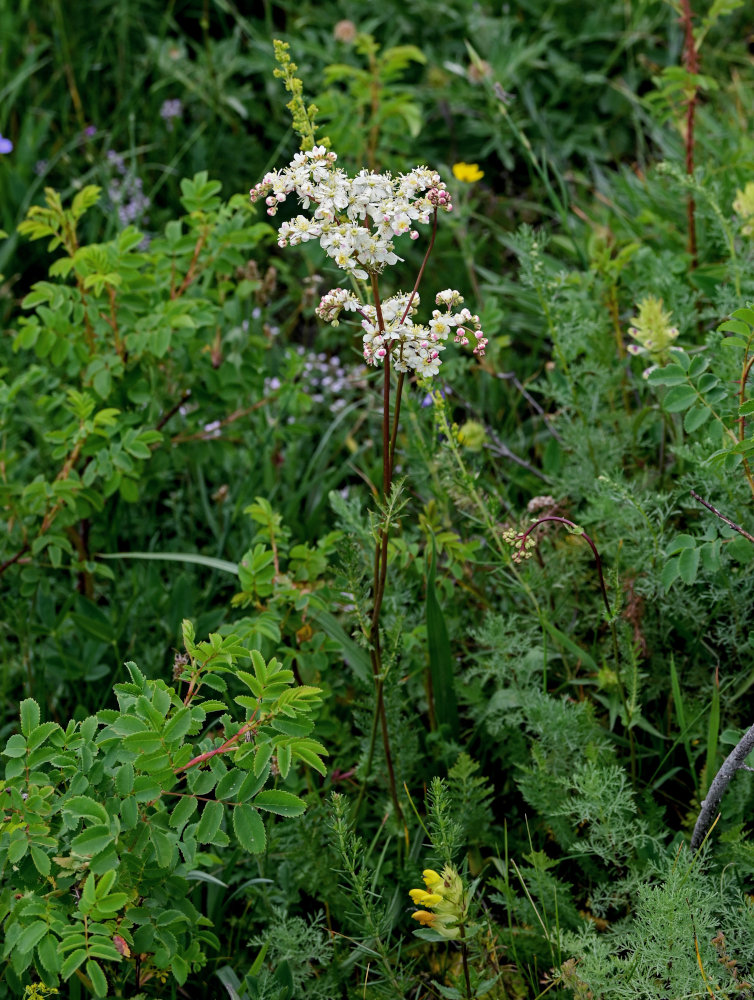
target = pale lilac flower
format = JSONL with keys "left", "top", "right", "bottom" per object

{"left": 160, "top": 99, "right": 183, "bottom": 131}
{"left": 0, "top": 134, "right": 13, "bottom": 154}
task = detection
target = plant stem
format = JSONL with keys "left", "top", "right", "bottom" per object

{"left": 460, "top": 925, "right": 473, "bottom": 998}
{"left": 516, "top": 516, "right": 637, "bottom": 783}
{"left": 680, "top": 0, "right": 698, "bottom": 267}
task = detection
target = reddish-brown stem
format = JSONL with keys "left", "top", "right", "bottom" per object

{"left": 106, "top": 285, "right": 124, "bottom": 359}
{"left": 680, "top": 0, "right": 698, "bottom": 267}
{"left": 171, "top": 230, "right": 208, "bottom": 299}
{"left": 516, "top": 516, "right": 612, "bottom": 619}
{"left": 739, "top": 355, "right": 754, "bottom": 442}
{"left": 174, "top": 714, "right": 258, "bottom": 773}
{"left": 399, "top": 208, "right": 439, "bottom": 326}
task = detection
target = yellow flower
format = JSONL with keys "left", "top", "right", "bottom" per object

{"left": 409, "top": 888, "right": 442, "bottom": 906}
{"left": 452, "top": 162, "right": 484, "bottom": 183}
{"left": 409, "top": 865, "right": 467, "bottom": 940}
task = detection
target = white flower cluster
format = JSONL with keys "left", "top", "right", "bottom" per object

{"left": 316, "top": 287, "right": 488, "bottom": 377}
{"left": 249, "top": 146, "right": 452, "bottom": 281}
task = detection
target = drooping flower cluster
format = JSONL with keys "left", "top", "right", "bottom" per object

{"left": 316, "top": 286, "right": 488, "bottom": 376}
{"left": 250, "top": 146, "right": 452, "bottom": 281}
{"left": 409, "top": 866, "right": 467, "bottom": 940}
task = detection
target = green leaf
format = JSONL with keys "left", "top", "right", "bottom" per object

{"left": 27, "top": 721, "right": 61, "bottom": 751}
{"left": 20, "top": 698, "right": 40, "bottom": 737}
{"left": 61, "top": 948, "right": 88, "bottom": 979}
{"left": 683, "top": 403, "right": 711, "bottom": 433}
{"left": 71, "top": 825, "right": 113, "bottom": 857}
{"left": 37, "top": 933, "right": 61, "bottom": 973}
{"left": 663, "top": 384, "right": 697, "bottom": 412}
{"left": 540, "top": 618, "right": 598, "bottom": 671}
{"left": 87, "top": 958, "right": 109, "bottom": 997}
{"left": 425, "top": 535, "right": 459, "bottom": 736}
{"left": 307, "top": 606, "right": 371, "bottom": 684}
{"left": 255, "top": 789, "right": 306, "bottom": 817}
{"left": 169, "top": 794, "right": 198, "bottom": 829}
{"left": 195, "top": 800, "right": 224, "bottom": 843}
{"left": 17, "top": 922, "right": 47, "bottom": 954}
{"left": 115, "top": 761, "right": 135, "bottom": 794}
{"left": 94, "top": 892, "right": 129, "bottom": 915}
{"left": 3, "top": 733, "right": 28, "bottom": 757}
{"left": 678, "top": 546, "right": 700, "bottom": 585}
{"left": 232, "top": 803, "right": 266, "bottom": 853}
{"left": 30, "top": 845, "right": 51, "bottom": 877}
{"left": 661, "top": 556, "right": 681, "bottom": 589}
{"left": 98, "top": 551, "right": 239, "bottom": 574}
{"left": 64, "top": 795, "right": 109, "bottom": 825}
{"left": 163, "top": 706, "right": 192, "bottom": 742}
{"left": 172, "top": 953, "right": 190, "bottom": 986}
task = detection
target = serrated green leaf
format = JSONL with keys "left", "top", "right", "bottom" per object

{"left": 663, "top": 384, "right": 697, "bottom": 412}
{"left": 170, "top": 794, "right": 198, "bottom": 829}
{"left": 94, "top": 892, "right": 129, "bottom": 915}
{"left": 64, "top": 795, "right": 109, "bottom": 825}
{"left": 115, "top": 761, "right": 135, "bottom": 795}
{"left": 236, "top": 766, "right": 269, "bottom": 802}
{"left": 678, "top": 546, "right": 700, "bottom": 584}
{"left": 661, "top": 556, "right": 681, "bottom": 589}
{"left": 30, "top": 845, "right": 51, "bottom": 877}
{"left": 232, "top": 803, "right": 266, "bottom": 853}
{"left": 276, "top": 743, "right": 292, "bottom": 779}
{"left": 20, "top": 698, "right": 40, "bottom": 737}
{"left": 61, "top": 948, "right": 88, "bottom": 979}
{"left": 27, "top": 721, "right": 61, "bottom": 751}
{"left": 163, "top": 707, "right": 192, "bottom": 742}
{"left": 17, "top": 922, "right": 47, "bottom": 954}
{"left": 292, "top": 746, "right": 327, "bottom": 776}
{"left": 3, "top": 733, "right": 28, "bottom": 757}
{"left": 95, "top": 869, "right": 116, "bottom": 898}
{"left": 87, "top": 958, "right": 108, "bottom": 997}
{"left": 37, "top": 933, "right": 60, "bottom": 973}
{"left": 195, "top": 799, "right": 224, "bottom": 843}
{"left": 684, "top": 403, "right": 711, "bottom": 433}
{"left": 71, "top": 825, "right": 113, "bottom": 857}
{"left": 255, "top": 789, "right": 306, "bottom": 817}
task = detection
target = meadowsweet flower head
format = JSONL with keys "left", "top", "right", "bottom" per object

{"left": 626, "top": 296, "right": 680, "bottom": 365}
{"left": 452, "top": 162, "right": 484, "bottom": 183}
{"left": 254, "top": 149, "right": 486, "bottom": 380}
{"left": 251, "top": 148, "right": 452, "bottom": 280}
{"left": 408, "top": 865, "right": 467, "bottom": 940}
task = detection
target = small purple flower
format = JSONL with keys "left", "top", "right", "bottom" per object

{"left": 160, "top": 99, "right": 183, "bottom": 131}
{"left": 0, "top": 134, "right": 13, "bottom": 154}
{"left": 84, "top": 125, "right": 97, "bottom": 137}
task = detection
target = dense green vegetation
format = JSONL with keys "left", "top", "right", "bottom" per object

{"left": 2, "top": 2, "right": 754, "bottom": 998}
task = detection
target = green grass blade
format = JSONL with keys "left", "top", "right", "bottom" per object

{"left": 97, "top": 551, "right": 239, "bottom": 575}
{"left": 307, "top": 607, "right": 371, "bottom": 685}
{"left": 425, "top": 534, "right": 458, "bottom": 737}
{"left": 703, "top": 669, "right": 721, "bottom": 797}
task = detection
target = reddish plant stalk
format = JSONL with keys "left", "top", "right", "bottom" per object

{"left": 680, "top": 0, "right": 699, "bottom": 267}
